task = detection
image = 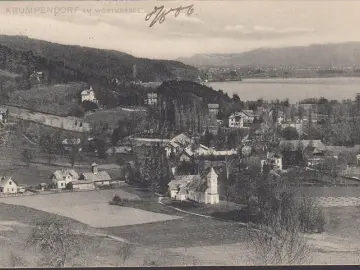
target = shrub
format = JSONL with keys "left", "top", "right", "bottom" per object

{"left": 110, "top": 195, "right": 129, "bottom": 206}
{"left": 297, "top": 197, "right": 325, "bottom": 233}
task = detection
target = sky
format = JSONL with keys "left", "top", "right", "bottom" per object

{"left": 0, "top": 1, "right": 359, "bottom": 59}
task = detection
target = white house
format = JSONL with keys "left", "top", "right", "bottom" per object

{"left": 81, "top": 86, "right": 98, "bottom": 104}
{"left": 229, "top": 112, "right": 244, "bottom": 128}
{"left": 0, "top": 176, "right": 18, "bottom": 194}
{"left": 168, "top": 167, "right": 220, "bottom": 204}
{"left": 51, "top": 169, "right": 79, "bottom": 189}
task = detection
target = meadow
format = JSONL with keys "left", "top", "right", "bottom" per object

{"left": 0, "top": 189, "right": 182, "bottom": 228}
{"left": 84, "top": 107, "right": 147, "bottom": 131}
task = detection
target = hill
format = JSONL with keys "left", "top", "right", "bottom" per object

{"left": 177, "top": 42, "right": 360, "bottom": 68}
{"left": 0, "top": 35, "right": 199, "bottom": 83}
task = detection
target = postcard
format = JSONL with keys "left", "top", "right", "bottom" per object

{"left": 0, "top": 0, "right": 359, "bottom": 267}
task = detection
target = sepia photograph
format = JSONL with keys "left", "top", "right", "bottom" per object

{"left": 0, "top": 0, "right": 359, "bottom": 267}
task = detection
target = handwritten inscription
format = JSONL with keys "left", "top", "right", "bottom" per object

{"left": 145, "top": 4, "right": 194, "bottom": 28}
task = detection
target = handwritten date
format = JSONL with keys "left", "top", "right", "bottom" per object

{"left": 145, "top": 4, "right": 194, "bottom": 28}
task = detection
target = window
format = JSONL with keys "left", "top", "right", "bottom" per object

{"left": 9, "top": 181, "right": 11, "bottom": 185}
{"left": 61, "top": 182, "right": 64, "bottom": 187}
{"left": 12, "top": 188, "right": 13, "bottom": 192}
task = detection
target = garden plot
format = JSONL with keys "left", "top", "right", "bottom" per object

{"left": 0, "top": 189, "right": 182, "bottom": 228}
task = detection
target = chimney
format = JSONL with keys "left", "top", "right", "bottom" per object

{"left": 89, "top": 86, "right": 93, "bottom": 91}
{"left": 91, "top": 162, "right": 98, "bottom": 175}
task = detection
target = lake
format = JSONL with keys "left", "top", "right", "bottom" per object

{"left": 209, "top": 77, "right": 360, "bottom": 103}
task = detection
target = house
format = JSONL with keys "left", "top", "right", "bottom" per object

{"left": 0, "top": 107, "right": 9, "bottom": 123}
{"left": 81, "top": 86, "right": 98, "bottom": 104}
{"left": 168, "top": 167, "right": 220, "bottom": 204}
{"left": 241, "top": 110, "right": 256, "bottom": 124}
{"left": 208, "top": 104, "right": 219, "bottom": 115}
{"left": 165, "top": 133, "right": 191, "bottom": 157}
{"left": 179, "top": 148, "right": 193, "bottom": 162}
{"left": 79, "top": 163, "right": 112, "bottom": 187}
{"left": 280, "top": 139, "right": 327, "bottom": 168}
{"left": 144, "top": 92, "right": 158, "bottom": 106}
{"left": 51, "top": 169, "right": 79, "bottom": 189}
{"left": 229, "top": 112, "right": 244, "bottom": 128}
{"left": 62, "top": 138, "right": 82, "bottom": 152}
{"left": 0, "top": 176, "right": 18, "bottom": 194}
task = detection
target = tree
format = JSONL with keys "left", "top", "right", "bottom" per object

{"left": 298, "top": 106, "right": 305, "bottom": 120}
{"left": 281, "top": 127, "right": 299, "bottom": 140}
{"left": 26, "top": 217, "right": 81, "bottom": 267}
{"left": 356, "top": 93, "right": 360, "bottom": 115}
{"left": 290, "top": 106, "right": 296, "bottom": 122}
{"left": 40, "top": 132, "right": 58, "bottom": 164}
{"left": 202, "top": 127, "right": 214, "bottom": 147}
{"left": 21, "top": 148, "right": 34, "bottom": 167}
{"left": 247, "top": 215, "right": 311, "bottom": 265}
{"left": 81, "top": 100, "right": 98, "bottom": 112}
{"left": 116, "top": 243, "right": 135, "bottom": 265}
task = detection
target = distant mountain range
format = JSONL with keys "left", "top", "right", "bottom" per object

{"left": 176, "top": 43, "right": 360, "bottom": 68}
{"left": 0, "top": 35, "right": 199, "bottom": 83}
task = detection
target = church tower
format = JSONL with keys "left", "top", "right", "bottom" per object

{"left": 206, "top": 167, "right": 219, "bottom": 204}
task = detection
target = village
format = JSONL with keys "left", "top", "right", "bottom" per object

{"left": 1, "top": 83, "right": 360, "bottom": 205}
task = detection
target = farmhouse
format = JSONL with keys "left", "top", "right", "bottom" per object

{"left": 79, "top": 163, "right": 112, "bottom": 187}
{"left": 51, "top": 169, "right": 79, "bottom": 189}
{"left": 81, "top": 86, "right": 98, "bottom": 104}
{"left": 168, "top": 167, "right": 220, "bottom": 204}
{"left": 0, "top": 176, "right": 18, "bottom": 194}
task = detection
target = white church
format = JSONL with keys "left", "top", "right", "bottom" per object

{"left": 168, "top": 167, "right": 220, "bottom": 204}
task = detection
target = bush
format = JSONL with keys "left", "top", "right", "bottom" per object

{"left": 298, "top": 197, "right": 325, "bottom": 233}
{"left": 110, "top": 195, "right": 129, "bottom": 206}
{"left": 82, "top": 100, "right": 98, "bottom": 112}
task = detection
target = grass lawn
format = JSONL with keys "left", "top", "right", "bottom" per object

{"left": 105, "top": 215, "right": 248, "bottom": 249}
{"left": 0, "top": 189, "right": 182, "bottom": 228}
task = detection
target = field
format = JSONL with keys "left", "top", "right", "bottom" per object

{"left": 0, "top": 202, "right": 197, "bottom": 267}
{"left": 2, "top": 182, "right": 360, "bottom": 265}
{"left": 84, "top": 107, "right": 147, "bottom": 130}
{"left": 0, "top": 189, "right": 182, "bottom": 228}
{"left": 8, "top": 82, "right": 86, "bottom": 116}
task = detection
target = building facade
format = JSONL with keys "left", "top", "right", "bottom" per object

{"left": 81, "top": 86, "right": 98, "bottom": 104}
